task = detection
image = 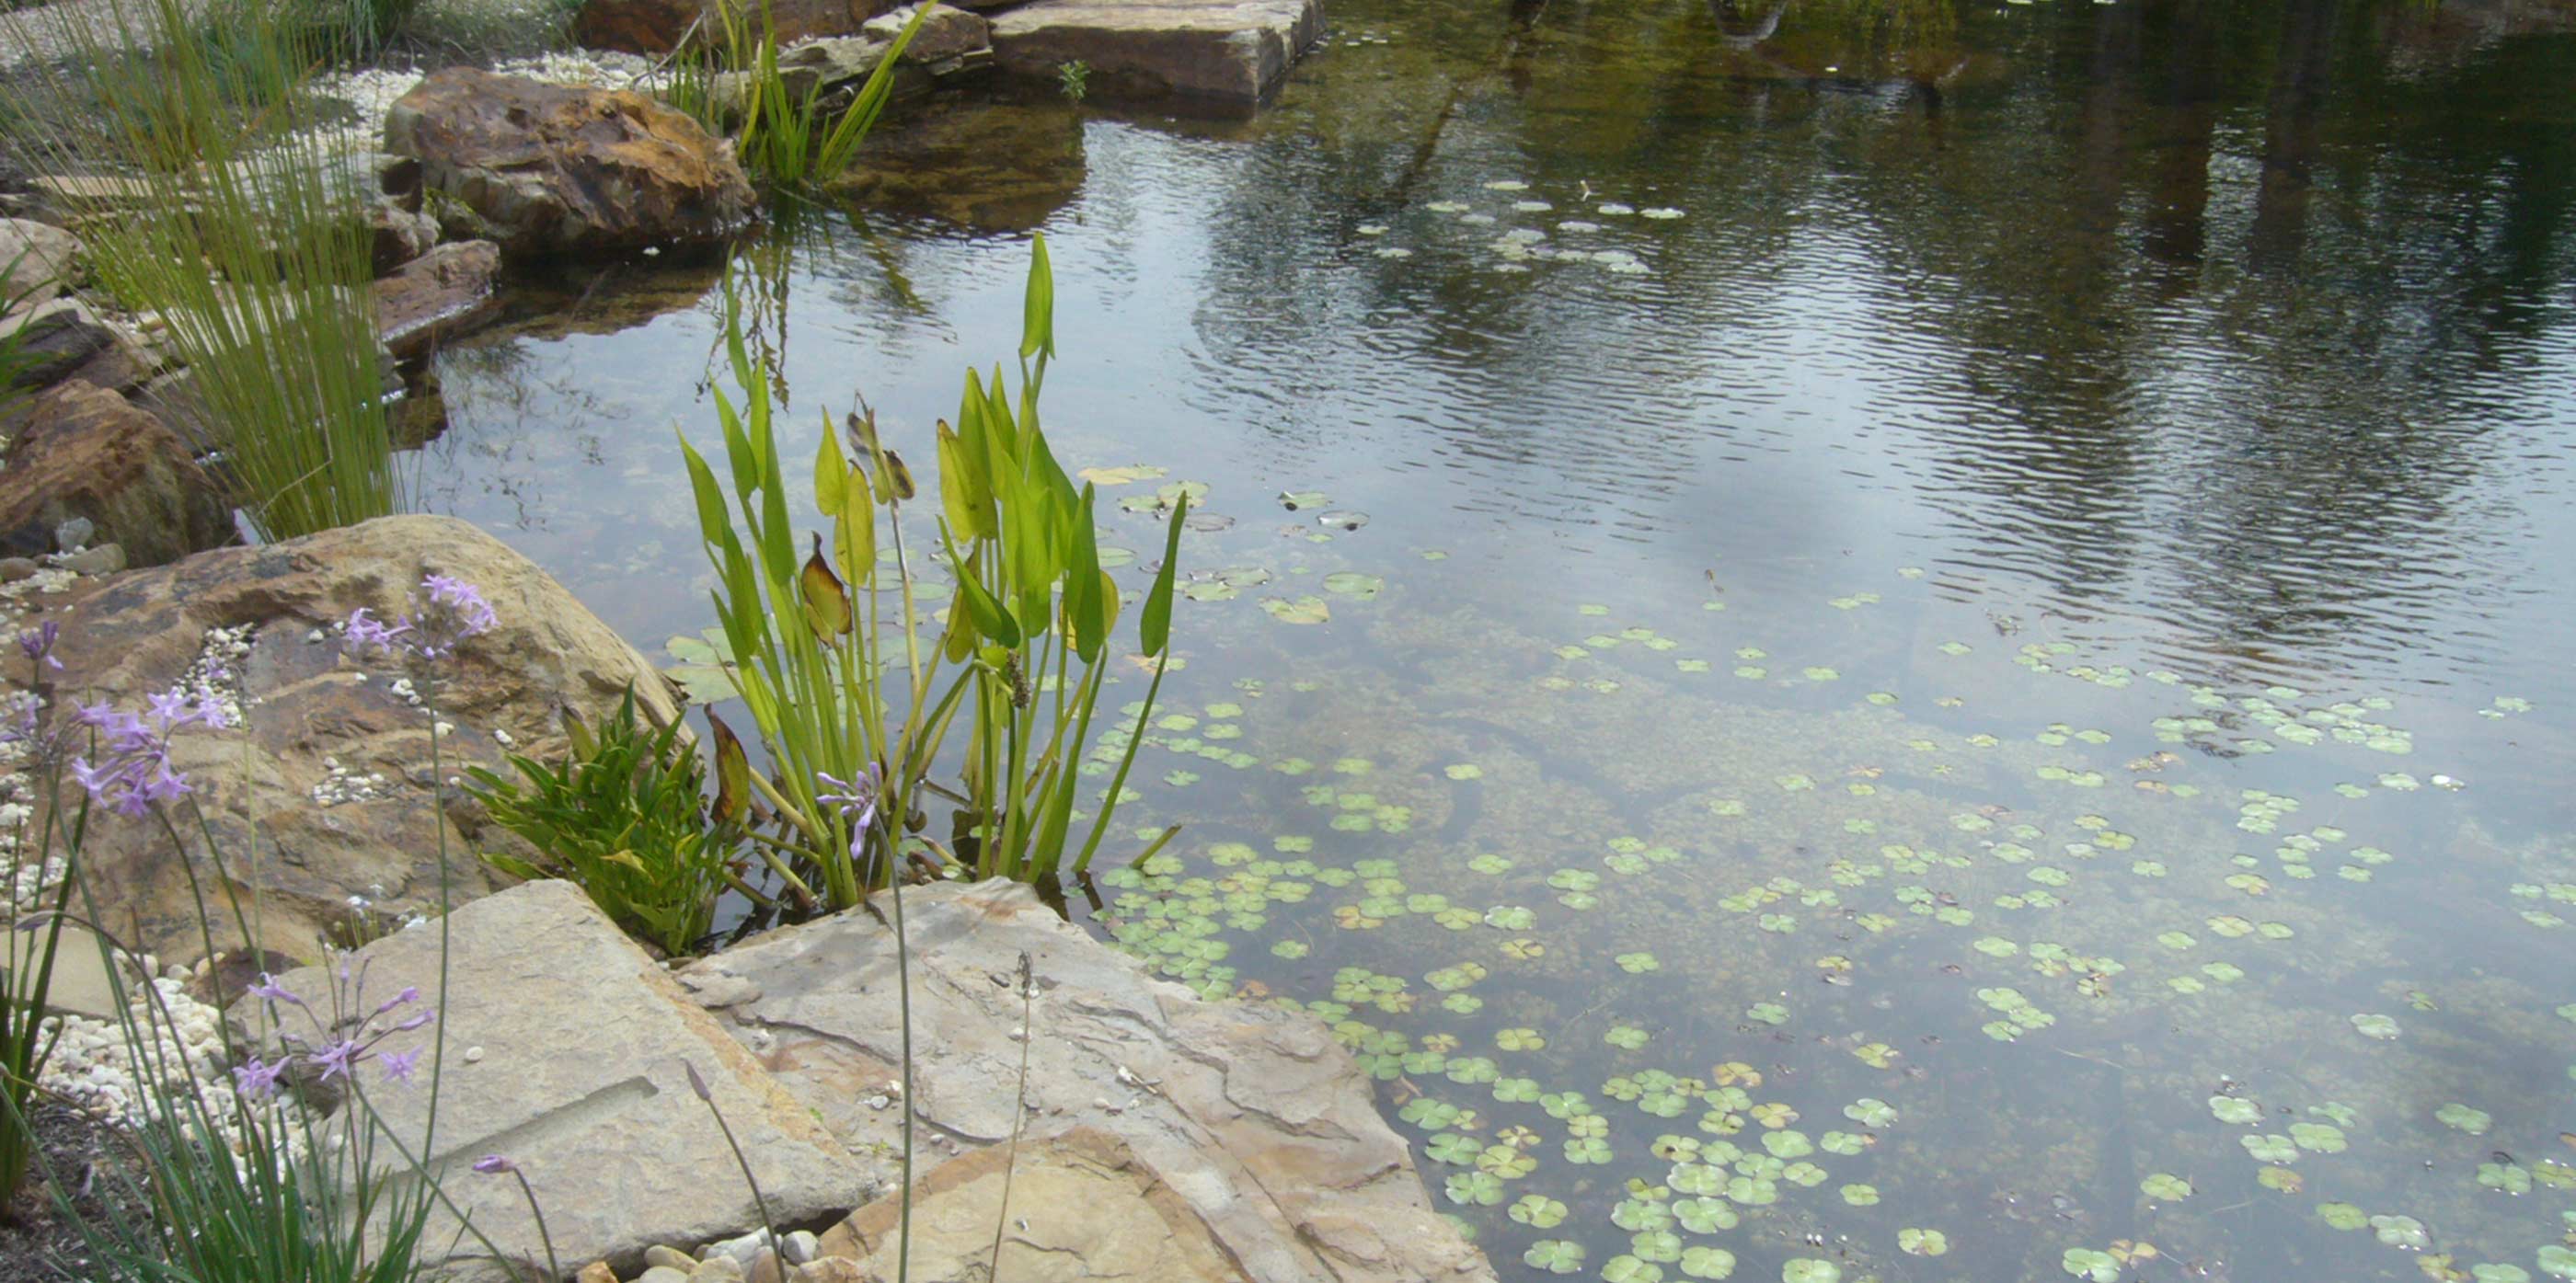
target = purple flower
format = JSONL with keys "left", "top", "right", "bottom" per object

{"left": 817, "top": 764, "right": 883, "bottom": 832}
{"left": 472, "top": 1154, "right": 517, "bottom": 1174}
{"left": 64, "top": 687, "right": 230, "bottom": 817}
{"left": 17, "top": 621, "right": 60, "bottom": 671}
{"left": 230, "top": 1057, "right": 286, "bottom": 1101}
{"left": 344, "top": 576, "right": 500, "bottom": 664}
{"left": 247, "top": 972, "right": 306, "bottom": 1008}
{"left": 309, "top": 1037, "right": 362, "bottom": 1083}
{"left": 370, "top": 984, "right": 421, "bottom": 1016}
{"left": 377, "top": 1047, "right": 423, "bottom": 1085}
{"left": 343, "top": 607, "right": 409, "bottom": 657}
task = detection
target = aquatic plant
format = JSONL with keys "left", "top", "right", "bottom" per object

{"left": 665, "top": 0, "right": 928, "bottom": 191}
{"left": 3, "top": 0, "right": 402, "bottom": 541}
{"left": 466, "top": 685, "right": 741, "bottom": 957}
{"left": 680, "top": 235, "right": 1185, "bottom": 907}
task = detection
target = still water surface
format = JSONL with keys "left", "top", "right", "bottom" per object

{"left": 413, "top": 1, "right": 2576, "bottom": 1277}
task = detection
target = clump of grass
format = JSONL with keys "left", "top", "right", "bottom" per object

{"left": 3, "top": 0, "right": 404, "bottom": 541}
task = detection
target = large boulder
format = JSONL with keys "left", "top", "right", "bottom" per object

{"left": 0, "top": 380, "right": 231, "bottom": 565}
{"left": 573, "top": 0, "right": 896, "bottom": 54}
{"left": 231, "top": 880, "right": 868, "bottom": 1282}
{"left": 384, "top": 69, "right": 757, "bottom": 258}
{"left": 677, "top": 879, "right": 1495, "bottom": 1283}
{"left": 374, "top": 239, "right": 501, "bottom": 361}
{"left": 989, "top": 0, "right": 1322, "bottom": 104}
{"left": 0, "top": 217, "right": 81, "bottom": 307}
{"left": 27, "top": 514, "right": 684, "bottom": 967}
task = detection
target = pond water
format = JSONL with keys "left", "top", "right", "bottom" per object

{"left": 409, "top": 0, "right": 2576, "bottom": 1278}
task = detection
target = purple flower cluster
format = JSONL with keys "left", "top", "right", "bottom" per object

{"left": 817, "top": 763, "right": 883, "bottom": 834}
{"left": 17, "top": 621, "right": 60, "bottom": 671}
{"left": 68, "top": 688, "right": 230, "bottom": 817}
{"left": 345, "top": 574, "right": 500, "bottom": 663}
{"left": 234, "top": 961, "right": 433, "bottom": 1100}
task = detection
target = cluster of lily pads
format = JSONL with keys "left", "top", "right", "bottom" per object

{"left": 1065, "top": 486, "right": 2568, "bottom": 1283}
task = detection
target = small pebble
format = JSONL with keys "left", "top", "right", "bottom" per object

{"left": 782, "top": 1231, "right": 818, "bottom": 1266}
{"left": 464, "top": 1045, "right": 486, "bottom": 1063}
{"left": 687, "top": 1255, "right": 744, "bottom": 1283}
{"left": 0, "top": 557, "right": 39, "bottom": 582}
{"left": 636, "top": 1268, "right": 689, "bottom": 1283}
{"left": 57, "top": 544, "right": 126, "bottom": 576}
{"left": 644, "top": 1246, "right": 696, "bottom": 1271}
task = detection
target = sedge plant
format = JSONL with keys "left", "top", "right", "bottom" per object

{"left": 3, "top": 0, "right": 403, "bottom": 542}
{"left": 679, "top": 235, "right": 1185, "bottom": 911}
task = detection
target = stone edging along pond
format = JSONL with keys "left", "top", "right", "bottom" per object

{"left": 0, "top": 513, "right": 1494, "bottom": 1281}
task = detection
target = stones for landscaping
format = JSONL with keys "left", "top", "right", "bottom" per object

{"left": 0, "top": 380, "right": 229, "bottom": 566}
{"left": 40, "top": 514, "right": 682, "bottom": 967}
{"left": 374, "top": 238, "right": 503, "bottom": 360}
{"left": 678, "top": 879, "right": 1493, "bottom": 1283}
{"left": 1, "top": 295, "right": 117, "bottom": 390}
{"left": 830, "top": 1128, "right": 1257, "bottom": 1280}
{"left": 366, "top": 197, "right": 442, "bottom": 274}
{"left": 230, "top": 879, "right": 866, "bottom": 1283}
{"left": 385, "top": 69, "right": 757, "bottom": 258}
{"left": 990, "top": 0, "right": 1322, "bottom": 103}
{"left": 573, "top": 0, "right": 898, "bottom": 54}
{"left": 0, "top": 217, "right": 81, "bottom": 306}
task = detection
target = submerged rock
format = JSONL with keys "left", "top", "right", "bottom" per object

{"left": 32, "top": 514, "right": 681, "bottom": 967}
{"left": 678, "top": 879, "right": 1494, "bottom": 1283}
{"left": 230, "top": 880, "right": 866, "bottom": 1283}
{"left": 990, "top": 0, "right": 1323, "bottom": 104}
{"left": 385, "top": 69, "right": 757, "bottom": 258}
{"left": 0, "top": 380, "right": 229, "bottom": 565}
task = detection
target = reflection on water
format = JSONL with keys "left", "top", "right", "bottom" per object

{"left": 413, "top": 0, "right": 2576, "bottom": 1278}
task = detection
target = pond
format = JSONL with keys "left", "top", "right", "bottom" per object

{"left": 408, "top": 0, "right": 2576, "bottom": 1278}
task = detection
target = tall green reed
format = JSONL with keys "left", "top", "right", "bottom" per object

{"left": 680, "top": 235, "right": 1183, "bottom": 911}
{"left": 3, "top": 0, "right": 402, "bottom": 542}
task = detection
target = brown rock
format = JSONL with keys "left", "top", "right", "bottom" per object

{"left": 385, "top": 69, "right": 756, "bottom": 258}
{"left": 989, "top": 0, "right": 1322, "bottom": 104}
{"left": 33, "top": 514, "right": 684, "bottom": 967}
{"left": 366, "top": 198, "right": 441, "bottom": 274}
{"left": 0, "top": 380, "right": 230, "bottom": 566}
{"left": 2, "top": 296, "right": 115, "bottom": 391}
{"left": 572, "top": 0, "right": 698, "bottom": 53}
{"left": 575, "top": 1264, "right": 619, "bottom": 1283}
{"left": 574, "top": 0, "right": 898, "bottom": 53}
{"left": 374, "top": 239, "right": 501, "bottom": 361}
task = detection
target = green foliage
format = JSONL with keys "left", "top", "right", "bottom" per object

{"left": 0, "top": 248, "right": 43, "bottom": 421}
{"left": 664, "top": 0, "right": 929, "bottom": 190}
{"left": 3, "top": 0, "right": 402, "bottom": 541}
{"left": 679, "top": 235, "right": 1182, "bottom": 909}
{"left": 1055, "top": 59, "right": 1090, "bottom": 104}
{"left": 0, "top": 786, "right": 82, "bottom": 1204}
{"left": 466, "top": 687, "right": 737, "bottom": 956}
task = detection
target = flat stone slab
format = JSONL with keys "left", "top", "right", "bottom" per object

{"left": 989, "top": 0, "right": 1320, "bottom": 104}
{"left": 819, "top": 1128, "right": 1251, "bottom": 1280}
{"left": 676, "top": 879, "right": 1492, "bottom": 1283}
{"left": 234, "top": 880, "right": 868, "bottom": 1283}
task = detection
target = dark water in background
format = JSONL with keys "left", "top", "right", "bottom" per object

{"left": 411, "top": 1, "right": 2576, "bottom": 1278}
